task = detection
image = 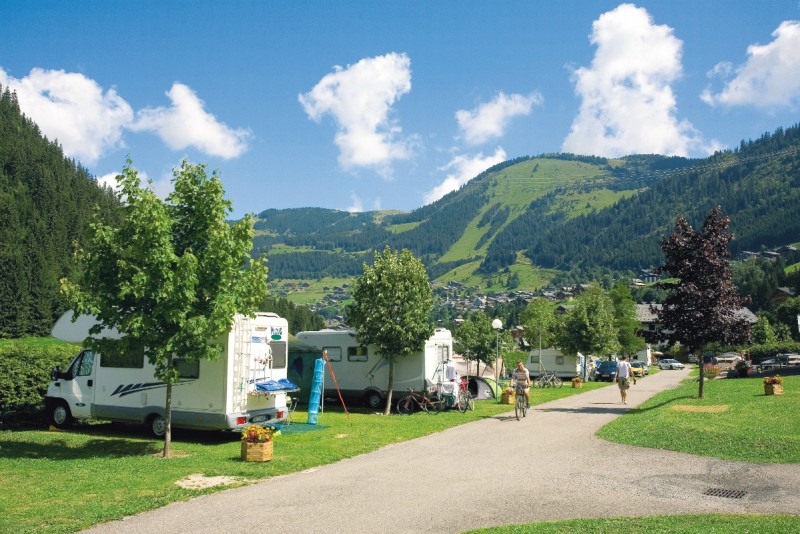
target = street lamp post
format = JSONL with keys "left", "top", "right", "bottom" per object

{"left": 492, "top": 318, "right": 503, "bottom": 402}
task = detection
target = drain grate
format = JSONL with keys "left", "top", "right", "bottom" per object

{"left": 703, "top": 487, "right": 747, "bottom": 499}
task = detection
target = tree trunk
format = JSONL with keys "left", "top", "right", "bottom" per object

{"left": 697, "top": 350, "right": 705, "bottom": 399}
{"left": 383, "top": 359, "right": 395, "bottom": 416}
{"left": 163, "top": 380, "right": 173, "bottom": 458}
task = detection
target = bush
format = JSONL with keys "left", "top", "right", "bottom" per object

{"left": 0, "top": 340, "right": 78, "bottom": 427}
{"left": 748, "top": 342, "right": 800, "bottom": 363}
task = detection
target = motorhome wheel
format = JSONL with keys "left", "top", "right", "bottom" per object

{"left": 364, "top": 391, "right": 383, "bottom": 410}
{"left": 51, "top": 401, "right": 74, "bottom": 428}
{"left": 149, "top": 415, "right": 167, "bottom": 438}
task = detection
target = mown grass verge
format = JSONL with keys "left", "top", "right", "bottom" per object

{"left": 597, "top": 374, "right": 800, "bottom": 463}
{"left": 467, "top": 513, "right": 800, "bottom": 533}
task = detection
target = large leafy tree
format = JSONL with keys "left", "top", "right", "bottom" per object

{"left": 556, "top": 285, "right": 620, "bottom": 378}
{"left": 654, "top": 205, "right": 750, "bottom": 398}
{"left": 520, "top": 297, "right": 557, "bottom": 372}
{"left": 609, "top": 282, "right": 645, "bottom": 355}
{"left": 62, "top": 160, "right": 268, "bottom": 457}
{"left": 455, "top": 311, "right": 498, "bottom": 378}
{"left": 346, "top": 246, "right": 434, "bottom": 415}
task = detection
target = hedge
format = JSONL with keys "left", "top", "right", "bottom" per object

{"left": 746, "top": 342, "right": 800, "bottom": 363}
{"left": 0, "top": 340, "right": 78, "bottom": 427}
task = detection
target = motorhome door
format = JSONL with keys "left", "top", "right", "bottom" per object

{"left": 56, "top": 350, "right": 95, "bottom": 419}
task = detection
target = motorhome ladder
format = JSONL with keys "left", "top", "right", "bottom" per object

{"left": 232, "top": 315, "right": 253, "bottom": 412}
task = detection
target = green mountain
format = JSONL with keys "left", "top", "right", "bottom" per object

{"left": 255, "top": 123, "right": 800, "bottom": 294}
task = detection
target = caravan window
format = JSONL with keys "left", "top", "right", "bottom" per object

{"left": 437, "top": 344, "right": 450, "bottom": 363}
{"left": 348, "top": 346, "right": 368, "bottom": 362}
{"left": 323, "top": 347, "right": 342, "bottom": 362}
{"left": 556, "top": 356, "right": 564, "bottom": 365}
{"left": 530, "top": 355, "right": 539, "bottom": 364}
{"left": 174, "top": 358, "right": 200, "bottom": 379}
{"left": 270, "top": 341, "right": 287, "bottom": 368}
{"left": 100, "top": 345, "right": 145, "bottom": 369}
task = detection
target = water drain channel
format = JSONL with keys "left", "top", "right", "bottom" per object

{"left": 703, "top": 487, "right": 747, "bottom": 499}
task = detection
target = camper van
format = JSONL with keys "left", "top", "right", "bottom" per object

{"left": 45, "top": 312, "right": 292, "bottom": 437}
{"left": 294, "top": 328, "right": 453, "bottom": 409}
{"left": 526, "top": 348, "right": 582, "bottom": 379}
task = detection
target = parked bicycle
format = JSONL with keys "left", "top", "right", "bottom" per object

{"left": 397, "top": 388, "right": 445, "bottom": 415}
{"left": 514, "top": 384, "right": 527, "bottom": 420}
{"left": 535, "top": 371, "right": 563, "bottom": 388}
{"left": 457, "top": 378, "right": 474, "bottom": 413}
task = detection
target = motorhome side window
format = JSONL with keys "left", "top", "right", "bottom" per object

{"left": 100, "top": 345, "right": 145, "bottom": 368}
{"left": 348, "top": 346, "right": 368, "bottom": 362}
{"left": 173, "top": 358, "right": 200, "bottom": 379}
{"left": 271, "top": 341, "right": 287, "bottom": 368}
{"left": 324, "top": 347, "right": 342, "bottom": 362}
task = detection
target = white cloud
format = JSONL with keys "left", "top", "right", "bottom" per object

{"left": 701, "top": 21, "right": 800, "bottom": 109}
{"left": 133, "top": 83, "right": 250, "bottom": 159}
{"left": 299, "top": 52, "right": 414, "bottom": 173}
{"left": 0, "top": 67, "right": 133, "bottom": 165}
{"left": 562, "top": 4, "right": 712, "bottom": 158}
{"left": 346, "top": 193, "right": 364, "bottom": 213}
{"left": 424, "top": 148, "right": 507, "bottom": 205}
{"left": 94, "top": 168, "right": 173, "bottom": 201}
{"left": 456, "top": 91, "right": 542, "bottom": 145}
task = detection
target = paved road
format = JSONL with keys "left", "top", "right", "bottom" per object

{"left": 86, "top": 369, "right": 800, "bottom": 533}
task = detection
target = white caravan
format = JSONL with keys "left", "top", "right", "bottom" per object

{"left": 295, "top": 328, "right": 453, "bottom": 409}
{"left": 526, "top": 347, "right": 582, "bottom": 378}
{"left": 45, "top": 311, "right": 292, "bottom": 437}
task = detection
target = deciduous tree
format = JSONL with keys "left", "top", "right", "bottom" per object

{"left": 62, "top": 160, "right": 267, "bottom": 456}
{"left": 346, "top": 246, "right": 434, "bottom": 415}
{"left": 654, "top": 205, "right": 750, "bottom": 398}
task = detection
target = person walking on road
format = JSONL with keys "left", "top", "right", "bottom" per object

{"left": 613, "top": 355, "right": 632, "bottom": 404}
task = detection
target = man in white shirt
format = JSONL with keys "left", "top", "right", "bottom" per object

{"left": 511, "top": 360, "right": 531, "bottom": 408}
{"left": 613, "top": 355, "right": 632, "bottom": 404}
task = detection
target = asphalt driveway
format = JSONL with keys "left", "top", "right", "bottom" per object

{"left": 85, "top": 368, "right": 800, "bottom": 533}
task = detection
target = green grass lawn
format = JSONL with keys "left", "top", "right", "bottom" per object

{"left": 0, "top": 385, "right": 598, "bottom": 533}
{"left": 598, "top": 374, "right": 800, "bottom": 463}
{"left": 467, "top": 514, "right": 800, "bottom": 533}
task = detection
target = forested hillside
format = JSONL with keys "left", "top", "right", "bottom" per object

{"left": 0, "top": 85, "right": 120, "bottom": 337}
{"left": 252, "top": 124, "right": 800, "bottom": 290}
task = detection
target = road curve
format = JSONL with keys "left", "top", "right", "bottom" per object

{"left": 85, "top": 369, "right": 800, "bottom": 533}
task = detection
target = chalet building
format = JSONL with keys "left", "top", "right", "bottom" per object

{"left": 636, "top": 303, "right": 757, "bottom": 346}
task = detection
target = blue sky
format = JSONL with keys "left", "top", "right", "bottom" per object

{"left": 2, "top": 1, "right": 799, "bottom": 218}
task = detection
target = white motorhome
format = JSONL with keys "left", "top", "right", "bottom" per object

{"left": 45, "top": 311, "right": 292, "bottom": 437}
{"left": 526, "top": 347, "right": 582, "bottom": 379}
{"left": 295, "top": 328, "right": 453, "bottom": 409}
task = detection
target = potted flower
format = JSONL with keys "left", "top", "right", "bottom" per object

{"left": 241, "top": 424, "right": 274, "bottom": 462}
{"left": 763, "top": 375, "right": 784, "bottom": 396}
{"left": 571, "top": 377, "right": 583, "bottom": 388}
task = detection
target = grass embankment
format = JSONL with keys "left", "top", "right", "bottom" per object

{"left": 598, "top": 374, "right": 800, "bottom": 463}
{"left": 0, "top": 384, "right": 601, "bottom": 533}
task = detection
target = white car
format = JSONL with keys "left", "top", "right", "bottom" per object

{"left": 659, "top": 359, "right": 685, "bottom": 370}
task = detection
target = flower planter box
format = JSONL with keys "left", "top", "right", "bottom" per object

{"left": 764, "top": 384, "right": 784, "bottom": 396}
{"left": 241, "top": 441, "right": 273, "bottom": 462}
{"left": 500, "top": 392, "right": 515, "bottom": 405}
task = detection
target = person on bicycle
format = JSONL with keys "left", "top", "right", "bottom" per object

{"left": 511, "top": 360, "right": 531, "bottom": 409}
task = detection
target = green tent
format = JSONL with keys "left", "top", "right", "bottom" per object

{"left": 287, "top": 338, "right": 323, "bottom": 404}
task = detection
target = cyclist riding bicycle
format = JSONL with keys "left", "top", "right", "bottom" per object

{"left": 510, "top": 360, "right": 531, "bottom": 409}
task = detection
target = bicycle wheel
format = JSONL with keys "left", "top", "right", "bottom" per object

{"left": 553, "top": 376, "right": 563, "bottom": 388}
{"left": 522, "top": 396, "right": 528, "bottom": 417}
{"left": 466, "top": 391, "right": 475, "bottom": 411}
{"left": 429, "top": 395, "right": 443, "bottom": 414}
{"left": 397, "top": 396, "right": 414, "bottom": 415}
{"left": 514, "top": 394, "right": 522, "bottom": 420}
{"left": 457, "top": 391, "right": 469, "bottom": 413}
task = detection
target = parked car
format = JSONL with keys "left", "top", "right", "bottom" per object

{"left": 659, "top": 359, "right": 685, "bottom": 370}
{"left": 630, "top": 361, "right": 647, "bottom": 377}
{"left": 595, "top": 360, "right": 618, "bottom": 381}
